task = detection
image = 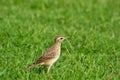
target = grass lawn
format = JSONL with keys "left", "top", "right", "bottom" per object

{"left": 0, "top": 0, "right": 120, "bottom": 80}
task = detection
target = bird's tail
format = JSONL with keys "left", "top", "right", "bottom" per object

{"left": 25, "top": 64, "right": 35, "bottom": 71}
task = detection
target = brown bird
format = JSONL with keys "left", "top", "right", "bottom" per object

{"left": 25, "top": 36, "right": 66, "bottom": 73}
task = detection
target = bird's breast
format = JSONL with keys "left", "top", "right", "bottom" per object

{"left": 50, "top": 47, "right": 61, "bottom": 64}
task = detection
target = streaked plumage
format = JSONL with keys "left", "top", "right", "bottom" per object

{"left": 25, "top": 36, "right": 66, "bottom": 73}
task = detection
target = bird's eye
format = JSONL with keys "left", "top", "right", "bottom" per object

{"left": 60, "top": 38, "right": 63, "bottom": 39}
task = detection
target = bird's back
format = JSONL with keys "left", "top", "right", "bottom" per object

{"left": 34, "top": 42, "right": 61, "bottom": 65}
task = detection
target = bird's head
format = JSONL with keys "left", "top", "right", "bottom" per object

{"left": 55, "top": 36, "right": 66, "bottom": 43}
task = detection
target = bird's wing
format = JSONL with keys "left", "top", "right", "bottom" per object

{"left": 34, "top": 46, "right": 56, "bottom": 65}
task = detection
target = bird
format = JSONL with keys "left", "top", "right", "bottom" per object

{"left": 25, "top": 36, "right": 66, "bottom": 73}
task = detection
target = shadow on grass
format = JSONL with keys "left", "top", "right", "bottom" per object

{"left": 24, "top": 66, "right": 55, "bottom": 80}
{"left": 25, "top": 66, "right": 47, "bottom": 74}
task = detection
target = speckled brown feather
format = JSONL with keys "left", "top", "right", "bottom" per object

{"left": 25, "top": 36, "right": 65, "bottom": 72}
{"left": 34, "top": 42, "right": 61, "bottom": 65}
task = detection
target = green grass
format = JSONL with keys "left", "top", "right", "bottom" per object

{"left": 0, "top": 0, "right": 120, "bottom": 80}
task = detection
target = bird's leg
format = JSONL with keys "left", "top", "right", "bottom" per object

{"left": 47, "top": 64, "right": 52, "bottom": 73}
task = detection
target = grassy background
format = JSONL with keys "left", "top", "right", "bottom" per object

{"left": 0, "top": 0, "right": 120, "bottom": 80}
